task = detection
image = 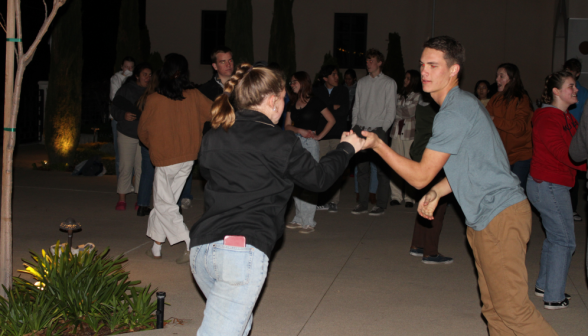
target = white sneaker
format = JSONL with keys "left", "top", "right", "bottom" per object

{"left": 316, "top": 204, "right": 329, "bottom": 211}
{"left": 180, "top": 198, "right": 192, "bottom": 209}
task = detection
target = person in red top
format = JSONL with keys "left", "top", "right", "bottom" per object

{"left": 527, "top": 71, "right": 586, "bottom": 310}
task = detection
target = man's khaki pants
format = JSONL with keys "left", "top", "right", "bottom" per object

{"left": 467, "top": 200, "right": 557, "bottom": 336}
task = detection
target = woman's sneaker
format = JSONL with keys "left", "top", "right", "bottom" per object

{"left": 286, "top": 222, "right": 302, "bottom": 229}
{"left": 299, "top": 225, "right": 315, "bottom": 234}
{"left": 544, "top": 299, "right": 569, "bottom": 310}
{"left": 534, "top": 287, "right": 571, "bottom": 300}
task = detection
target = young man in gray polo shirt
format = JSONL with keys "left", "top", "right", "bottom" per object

{"left": 362, "top": 36, "right": 556, "bottom": 335}
{"left": 351, "top": 48, "right": 397, "bottom": 216}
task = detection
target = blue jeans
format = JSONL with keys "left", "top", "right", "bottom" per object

{"left": 511, "top": 159, "right": 531, "bottom": 192}
{"left": 179, "top": 163, "right": 194, "bottom": 203}
{"left": 526, "top": 176, "right": 576, "bottom": 302}
{"left": 354, "top": 163, "right": 378, "bottom": 193}
{"left": 190, "top": 241, "right": 269, "bottom": 336}
{"left": 111, "top": 119, "right": 120, "bottom": 178}
{"left": 137, "top": 145, "right": 155, "bottom": 207}
{"left": 292, "top": 136, "right": 319, "bottom": 227}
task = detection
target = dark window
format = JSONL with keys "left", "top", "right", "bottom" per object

{"left": 333, "top": 13, "right": 368, "bottom": 69}
{"left": 201, "top": 10, "right": 226, "bottom": 65}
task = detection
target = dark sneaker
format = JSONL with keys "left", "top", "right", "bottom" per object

{"left": 389, "top": 200, "right": 401, "bottom": 206}
{"left": 573, "top": 212, "right": 582, "bottom": 221}
{"left": 316, "top": 204, "right": 329, "bottom": 211}
{"left": 368, "top": 206, "right": 385, "bottom": 216}
{"left": 328, "top": 202, "right": 338, "bottom": 213}
{"left": 534, "top": 287, "right": 571, "bottom": 300}
{"left": 405, "top": 202, "right": 414, "bottom": 208}
{"left": 137, "top": 206, "right": 152, "bottom": 217}
{"left": 422, "top": 254, "right": 453, "bottom": 264}
{"left": 544, "top": 299, "right": 569, "bottom": 310}
{"left": 351, "top": 204, "right": 368, "bottom": 215}
{"left": 409, "top": 247, "right": 424, "bottom": 257}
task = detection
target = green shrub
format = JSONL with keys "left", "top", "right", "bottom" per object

{"left": 0, "top": 242, "right": 158, "bottom": 335}
{"left": 18, "top": 243, "right": 139, "bottom": 332}
{"left": 125, "top": 285, "right": 157, "bottom": 331}
{"left": 0, "top": 285, "right": 62, "bottom": 336}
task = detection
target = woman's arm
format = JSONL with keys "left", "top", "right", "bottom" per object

{"left": 537, "top": 115, "right": 586, "bottom": 170}
{"left": 315, "top": 108, "right": 336, "bottom": 140}
{"left": 284, "top": 112, "right": 311, "bottom": 138}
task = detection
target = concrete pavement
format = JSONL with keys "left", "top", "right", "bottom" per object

{"left": 6, "top": 144, "right": 588, "bottom": 335}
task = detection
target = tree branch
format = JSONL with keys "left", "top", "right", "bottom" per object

{"left": 43, "top": 0, "right": 48, "bottom": 20}
{"left": 22, "top": 0, "right": 67, "bottom": 66}
{"left": 0, "top": 13, "right": 6, "bottom": 33}
{"left": 15, "top": 0, "right": 23, "bottom": 59}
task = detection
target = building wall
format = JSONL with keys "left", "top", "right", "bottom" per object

{"left": 147, "top": 0, "right": 563, "bottom": 102}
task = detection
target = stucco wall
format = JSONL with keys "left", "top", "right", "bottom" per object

{"left": 147, "top": 0, "right": 564, "bottom": 102}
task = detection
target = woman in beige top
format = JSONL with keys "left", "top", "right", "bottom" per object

{"left": 390, "top": 70, "right": 421, "bottom": 208}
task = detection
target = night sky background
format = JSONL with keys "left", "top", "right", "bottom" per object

{"left": 0, "top": 0, "right": 146, "bottom": 142}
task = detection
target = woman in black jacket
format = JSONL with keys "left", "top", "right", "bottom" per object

{"left": 189, "top": 63, "right": 363, "bottom": 336}
{"left": 111, "top": 63, "right": 152, "bottom": 211}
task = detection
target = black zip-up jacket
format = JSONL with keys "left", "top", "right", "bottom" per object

{"left": 198, "top": 76, "right": 224, "bottom": 102}
{"left": 111, "top": 81, "right": 146, "bottom": 139}
{"left": 313, "top": 85, "right": 350, "bottom": 140}
{"left": 189, "top": 109, "right": 355, "bottom": 257}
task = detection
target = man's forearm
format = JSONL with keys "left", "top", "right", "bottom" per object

{"left": 373, "top": 139, "right": 437, "bottom": 189}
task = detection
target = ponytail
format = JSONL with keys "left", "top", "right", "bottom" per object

{"left": 211, "top": 63, "right": 286, "bottom": 131}
{"left": 541, "top": 71, "right": 573, "bottom": 105}
{"left": 211, "top": 64, "right": 253, "bottom": 131}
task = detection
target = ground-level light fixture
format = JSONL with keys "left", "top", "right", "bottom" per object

{"left": 59, "top": 217, "right": 82, "bottom": 248}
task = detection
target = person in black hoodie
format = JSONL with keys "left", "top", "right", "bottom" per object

{"left": 111, "top": 63, "right": 152, "bottom": 211}
{"left": 198, "top": 46, "right": 234, "bottom": 102}
{"left": 313, "top": 64, "right": 349, "bottom": 212}
{"left": 189, "top": 63, "right": 364, "bottom": 336}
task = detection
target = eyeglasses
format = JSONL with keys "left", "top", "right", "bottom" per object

{"left": 289, "top": 80, "right": 298, "bottom": 86}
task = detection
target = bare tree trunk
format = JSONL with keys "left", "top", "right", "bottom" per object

{"left": 1, "top": 0, "right": 16, "bottom": 298}
{"left": 1, "top": 0, "right": 68, "bottom": 298}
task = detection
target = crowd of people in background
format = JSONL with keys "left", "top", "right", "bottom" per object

{"left": 108, "top": 36, "right": 588, "bottom": 335}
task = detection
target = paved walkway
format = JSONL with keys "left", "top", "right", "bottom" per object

{"left": 5, "top": 144, "right": 588, "bottom": 335}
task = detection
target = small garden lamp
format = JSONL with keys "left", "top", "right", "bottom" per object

{"left": 59, "top": 217, "right": 82, "bottom": 248}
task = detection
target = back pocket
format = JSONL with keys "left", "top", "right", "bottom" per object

{"left": 212, "top": 245, "right": 253, "bottom": 286}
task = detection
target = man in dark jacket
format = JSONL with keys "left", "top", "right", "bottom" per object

{"left": 179, "top": 47, "right": 233, "bottom": 210}
{"left": 313, "top": 65, "right": 349, "bottom": 212}
{"left": 198, "top": 46, "right": 234, "bottom": 101}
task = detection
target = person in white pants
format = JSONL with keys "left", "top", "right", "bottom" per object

{"left": 147, "top": 161, "right": 193, "bottom": 251}
{"left": 138, "top": 53, "right": 213, "bottom": 264}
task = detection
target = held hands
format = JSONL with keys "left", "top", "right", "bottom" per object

{"left": 124, "top": 112, "right": 137, "bottom": 121}
{"left": 417, "top": 190, "right": 439, "bottom": 220}
{"left": 341, "top": 130, "right": 365, "bottom": 153}
{"left": 360, "top": 131, "right": 381, "bottom": 150}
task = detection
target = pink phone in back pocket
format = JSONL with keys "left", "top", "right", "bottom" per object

{"left": 224, "top": 235, "right": 246, "bottom": 247}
